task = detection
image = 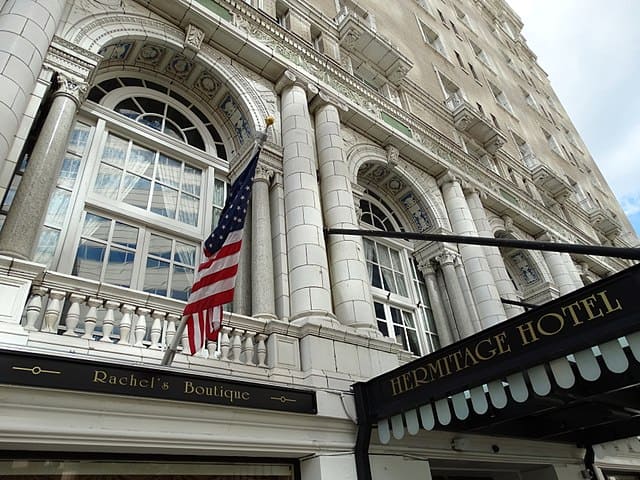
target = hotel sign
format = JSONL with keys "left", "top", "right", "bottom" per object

{"left": 357, "top": 264, "right": 640, "bottom": 422}
{"left": 0, "top": 350, "right": 316, "bottom": 414}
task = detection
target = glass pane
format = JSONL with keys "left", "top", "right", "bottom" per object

{"left": 371, "top": 264, "right": 382, "bottom": 288}
{"left": 185, "top": 166, "right": 203, "bottom": 197}
{"left": 114, "top": 98, "right": 142, "bottom": 119}
{"left": 178, "top": 192, "right": 199, "bottom": 225}
{"left": 139, "top": 114, "right": 163, "bottom": 132}
{"left": 390, "top": 249, "right": 402, "bottom": 269}
{"left": 44, "top": 189, "right": 70, "bottom": 228}
{"left": 377, "top": 320, "right": 389, "bottom": 337}
{"left": 148, "top": 234, "right": 172, "bottom": 259}
{"left": 167, "top": 105, "right": 192, "bottom": 129}
{"left": 1, "top": 175, "right": 20, "bottom": 210}
{"left": 122, "top": 174, "right": 151, "bottom": 209}
{"left": 68, "top": 123, "right": 91, "bottom": 153}
{"left": 171, "top": 265, "right": 194, "bottom": 301}
{"left": 381, "top": 267, "right": 395, "bottom": 292}
{"left": 402, "top": 311, "right": 416, "bottom": 328}
{"left": 184, "top": 128, "right": 205, "bottom": 150}
{"left": 408, "top": 329, "right": 421, "bottom": 355}
{"left": 378, "top": 245, "right": 392, "bottom": 268}
{"left": 390, "top": 307, "right": 403, "bottom": 326}
{"left": 59, "top": 154, "right": 81, "bottom": 189}
{"left": 163, "top": 119, "right": 184, "bottom": 141}
{"left": 374, "top": 302, "right": 385, "bottom": 319}
{"left": 128, "top": 144, "right": 155, "bottom": 177}
{"left": 175, "top": 241, "right": 196, "bottom": 266}
{"left": 94, "top": 163, "right": 122, "bottom": 199}
{"left": 102, "top": 134, "right": 128, "bottom": 167}
{"left": 144, "top": 257, "right": 170, "bottom": 296}
{"left": 156, "top": 154, "right": 182, "bottom": 188}
{"left": 104, "top": 246, "right": 135, "bottom": 287}
{"left": 74, "top": 239, "right": 105, "bottom": 281}
{"left": 151, "top": 184, "right": 178, "bottom": 218}
{"left": 34, "top": 227, "right": 60, "bottom": 266}
{"left": 364, "top": 238, "right": 376, "bottom": 262}
{"left": 136, "top": 97, "right": 165, "bottom": 114}
{"left": 112, "top": 221, "right": 138, "bottom": 249}
{"left": 82, "top": 213, "right": 110, "bottom": 240}
{"left": 395, "top": 273, "right": 408, "bottom": 296}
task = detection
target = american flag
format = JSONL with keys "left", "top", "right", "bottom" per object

{"left": 182, "top": 148, "right": 261, "bottom": 355}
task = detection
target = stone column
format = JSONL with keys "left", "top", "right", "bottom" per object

{"left": 270, "top": 171, "right": 290, "bottom": 320}
{"left": 564, "top": 253, "right": 584, "bottom": 290}
{"left": 436, "top": 250, "right": 475, "bottom": 338}
{"left": 439, "top": 174, "right": 506, "bottom": 328}
{"left": 415, "top": 259, "right": 454, "bottom": 347}
{"left": 311, "top": 92, "right": 376, "bottom": 330}
{"left": 466, "top": 188, "right": 523, "bottom": 318}
{"left": 455, "top": 256, "right": 481, "bottom": 333}
{"left": 0, "top": 74, "right": 85, "bottom": 259}
{"left": 276, "top": 71, "right": 335, "bottom": 326}
{"left": 251, "top": 163, "right": 276, "bottom": 319}
{"left": 235, "top": 200, "right": 251, "bottom": 316}
{"left": 539, "top": 234, "right": 576, "bottom": 296}
{"left": 0, "top": 0, "right": 66, "bottom": 165}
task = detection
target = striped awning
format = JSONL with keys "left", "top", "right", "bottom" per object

{"left": 354, "top": 264, "right": 640, "bottom": 446}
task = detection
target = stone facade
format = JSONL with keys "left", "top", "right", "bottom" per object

{"left": 0, "top": 0, "right": 636, "bottom": 478}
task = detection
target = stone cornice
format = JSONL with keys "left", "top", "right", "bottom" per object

{"left": 44, "top": 36, "right": 102, "bottom": 85}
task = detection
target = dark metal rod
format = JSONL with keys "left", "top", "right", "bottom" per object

{"left": 325, "top": 228, "right": 640, "bottom": 260}
{"left": 500, "top": 297, "right": 538, "bottom": 310}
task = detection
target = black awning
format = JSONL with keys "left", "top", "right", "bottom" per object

{"left": 353, "top": 263, "right": 640, "bottom": 446}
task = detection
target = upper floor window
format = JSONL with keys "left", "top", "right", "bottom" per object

{"left": 453, "top": 5, "right": 472, "bottom": 29}
{"left": 489, "top": 82, "right": 513, "bottom": 113}
{"left": 470, "top": 39, "right": 492, "bottom": 68}
{"left": 418, "top": 20, "right": 447, "bottom": 58}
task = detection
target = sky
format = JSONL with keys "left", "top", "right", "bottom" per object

{"left": 506, "top": 0, "right": 640, "bottom": 239}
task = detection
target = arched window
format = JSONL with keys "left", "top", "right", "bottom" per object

{"left": 31, "top": 74, "right": 232, "bottom": 302}
{"left": 361, "top": 192, "right": 439, "bottom": 355}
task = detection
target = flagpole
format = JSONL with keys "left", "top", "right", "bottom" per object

{"left": 161, "top": 116, "right": 274, "bottom": 367}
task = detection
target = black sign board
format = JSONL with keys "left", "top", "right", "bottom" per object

{"left": 0, "top": 349, "right": 316, "bottom": 414}
{"left": 355, "top": 263, "right": 640, "bottom": 423}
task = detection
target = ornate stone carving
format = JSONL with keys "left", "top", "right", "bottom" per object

{"left": 254, "top": 164, "right": 274, "bottom": 183}
{"left": 185, "top": 24, "right": 205, "bottom": 52}
{"left": 55, "top": 73, "right": 88, "bottom": 105}
{"left": 385, "top": 145, "right": 399, "bottom": 169}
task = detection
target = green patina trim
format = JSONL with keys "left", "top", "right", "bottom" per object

{"left": 194, "top": 0, "right": 232, "bottom": 22}
{"left": 381, "top": 112, "right": 412, "bottom": 138}
{"left": 500, "top": 189, "right": 519, "bottom": 205}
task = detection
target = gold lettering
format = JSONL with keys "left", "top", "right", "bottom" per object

{"left": 537, "top": 313, "right": 564, "bottom": 336}
{"left": 241, "top": 392, "right": 250, "bottom": 400}
{"left": 93, "top": 370, "right": 108, "bottom": 384}
{"left": 401, "top": 372, "right": 413, "bottom": 393}
{"left": 462, "top": 347, "right": 479, "bottom": 368}
{"left": 184, "top": 380, "right": 194, "bottom": 394}
{"left": 474, "top": 338, "right": 497, "bottom": 361}
{"left": 412, "top": 366, "right": 431, "bottom": 387}
{"left": 494, "top": 332, "right": 511, "bottom": 354}
{"left": 448, "top": 351, "right": 464, "bottom": 371}
{"left": 561, "top": 301, "right": 583, "bottom": 326}
{"left": 517, "top": 321, "right": 539, "bottom": 345}
{"left": 579, "top": 294, "right": 604, "bottom": 321}
{"left": 390, "top": 376, "right": 404, "bottom": 396}
{"left": 598, "top": 290, "right": 622, "bottom": 314}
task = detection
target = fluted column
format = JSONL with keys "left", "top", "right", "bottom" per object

{"left": 436, "top": 250, "right": 475, "bottom": 338}
{"left": 311, "top": 92, "right": 375, "bottom": 330}
{"left": 439, "top": 174, "right": 506, "bottom": 328}
{"left": 414, "top": 257, "right": 454, "bottom": 347}
{"left": 277, "top": 72, "right": 335, "bottom": 325}
{"left": 466, "top": 188, "right": 523, "bottom": 318}
{"left": 270, "top": 172, "right": 290, "bottom": 320}
{"left": 0, "top": 74, "right": 85, "bottom": 259}
{"left": 251, "top": 163, "right": 276, "bottom": 319}
{"left": 539, "top": 234, "right": 576, "bottom": 295}
{"left": 0, "top": 0, "right": 66, "bottom": 165}
{"left": 235, "top": 198, "right": 252, "bottom": 316}
{"left": 455, "top": 256, "right": 481, "bottom": 333}
{"left": 564, "top": 253, "right": 584, "bottom": 290}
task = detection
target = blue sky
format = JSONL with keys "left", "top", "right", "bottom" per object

{"left": 507, "top": 0, "right": 640, "bottom": 239}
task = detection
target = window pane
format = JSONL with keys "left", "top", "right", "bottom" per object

{"left": 94, "top": 163, "right": 122, "bottom": 199}
{"left": 378, "top": 245, "right": 392, "bottom": 268}
{"left": 185, "top": 166, "right": 203, "bottom": 197}
{"left": 137, "top": 97, "right": 165, "bottom": 114}
{"left": 171, "top": 265, "right": 194, "bottom": 301}
{"left": 381, "top": 267, "right": 395, "bottom": 292}
{"left": 407, "top": 329, "right": 420, "bottom": 355}
{"left": 114, "top": 98, "right": 142, "bottom": 119}
{"left": 128, "top": 145, "right": 155, "bottom": 177}
{"left": 139, "top": 114, "right": 163, "bottom": 132}
{"left": 175, "top": 241, "right": 196, "bottom": 266}
{"left": 178, "top": 192, "right": 199, "bottom": 225}
{"left": 82, "top": 213, "right": 110, "bottom": 240}
{"left": 371, "top": 264, "right": 382, "bottom": 288}
{"left": 150, "top": 183, "right": 178, "bottom": 218}
{"left": 157, "top": 154, "right": 182, "bottom": 188}
{"left": 390, "top": 249, "right": 402, "bottom": 269}
{"left": 74, "top": 239, "right": 105, "bottom": 281}
{"left": 163, "top": 119, "right": 184, "bottom": 141}
{"left": 112, "top": 221, "right": 138, "bottom": 249}
{"left": 144, "top": 257, "right": 169, "bottom": 296}
{"left": 167, "top": 105, "right": 191, "bottom": 129}
{"left": 149, "top": 234, "right": 172, "bottom": 259}
{"left": 377, "top": 320, "right": 389, "bottom": 337}
{"left": 68, "top": 123, "right": 91, "bottom": 153}
{"left": 122, "top": 174, "right": 151, "bottom": 208}
{"left": 102, "top": 135, "right": 128, "bottom": 167}
{"left": 395, "top": 273, "right": 408, "bottom": 296}
{"left": 44, "top": 190, "right": 70, "bottom": 228}
{"left": 34, "top": 228, "right": 60, "bottom": 266}
{"left": 59, "top": 154, "right": 81, "bottom": 189}
{"left": 104, "top": 246, "right": 135, "bottom": 287}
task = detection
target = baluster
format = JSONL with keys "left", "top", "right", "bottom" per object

{"left": 207, "top": 339, "right": 218, "bottom": 359}
{"left": 255, "top": 334, "right": 268, "bottom": 367}
{"left": 82, "top": 298, "right": 102, "bottom": 339}
{"left": 242, "top": 331, "right": 256, "bottom": 365}
{"left": 149, "top": 311, "right": 165, "bottom": 349}
{"left": 100, "top": 301, "right": 119, "bottom": 342}
{"left": 118, "top": 304, "right": 134, "bottom": 345}
{"left": 166, "top": 313, "right": 179, "bottom": 350}
{"left": 63, "top": 293, "right": 85, "bottom": 336}
{"left": 134, "top": 308, "right": 150, "bottom": 347}
{"left": 219, "top": 326, "right": 232, "bottom": 361}
{"left": 43, "top": 290, "right": 66, "bottom": 333}
{"left": 181, "top": 322, "right": 190, "bottom": 352}
{"left": 231, "top": 328, "right": 243, "bottom": 362}
{"left": 24, "top": 287, "right": 46, "bottom": 331}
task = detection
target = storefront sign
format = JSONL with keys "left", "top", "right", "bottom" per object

{"left": 0, "top": 350, "right": 316, "bottom": 414}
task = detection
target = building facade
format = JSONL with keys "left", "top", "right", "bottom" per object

{"left": 0, "top": 0, "right": 637, "bottom": 478}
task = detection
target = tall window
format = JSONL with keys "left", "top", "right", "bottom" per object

{"left": 360, "top": 194, "right": 439, "bottom": 355}
{"left": 418, "top": 20, "right": 447, "bottom": 58}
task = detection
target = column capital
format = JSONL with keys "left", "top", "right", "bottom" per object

{"left": 437, "top": 170, "right": 464, "bottom": 188}
{"left": 254, "top": 163, "right": 274, "bottom": 183}
{"left": 309, "top": 89, "right": 349, "bottom": 114}
{"left": 275, "top": 70, "right": 317, "bottom": 95}
{"left": 462, "top": 183, "right": 486, "bottom": 200}
{"left": 414, "top": 237, "right": 459, "bottom": 267}
{"left": 436, "top": 249, "right": 462, "bottom": 267}
{"left": 54, "top": 72, "right": 88, "bottom": 106}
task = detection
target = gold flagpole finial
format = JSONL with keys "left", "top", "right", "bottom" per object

{"left": 265, "top": 115, "right": 275, "bottom": 126}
